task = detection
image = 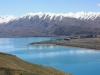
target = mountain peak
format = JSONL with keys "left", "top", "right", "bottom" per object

{"left": 0, "top": 15, "right": 16, "bottom": 23}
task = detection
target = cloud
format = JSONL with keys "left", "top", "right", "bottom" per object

{"left": 97, "top": 4, "right": 100, "bottom": 6}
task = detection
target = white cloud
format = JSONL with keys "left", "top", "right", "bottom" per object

{"left": 97, "top": 4, "right": 100, "bottom": 6}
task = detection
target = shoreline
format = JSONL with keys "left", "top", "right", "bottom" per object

{"left": 29, "top": 38, "right": 100, "bottom": 50}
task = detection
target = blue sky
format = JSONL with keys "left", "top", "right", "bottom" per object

{"left": 0, "top": 0, "right": 100, "bottom": 16}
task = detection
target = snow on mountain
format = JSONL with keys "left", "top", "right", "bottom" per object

{"left": 0, "top": 15, "right": 16, "bottom": 23}
{"left": 20, "top": 12, "right": 100, "bottom": 21}
{"left": 0, "top": 12, "right": 100, "bottom": 23}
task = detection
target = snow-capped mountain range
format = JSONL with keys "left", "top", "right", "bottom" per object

{"left": 0, "top": 12, "right": 100, "bottom": 37}
{"left": 1, "top": 12, "right": 100, "bottom": 23}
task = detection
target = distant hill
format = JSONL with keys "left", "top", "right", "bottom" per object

{"left": 0, "top": 12, "right": 100, "bottom": 37}
{"left": 0, "top": 52, "right": 71, "bottom": 75}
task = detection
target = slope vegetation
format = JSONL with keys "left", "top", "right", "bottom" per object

{"left": 0, "top": 52, "right": 71, "bottom": 75}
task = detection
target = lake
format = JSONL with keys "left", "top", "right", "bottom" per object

{"left": 0, "top": 37, "right": 100, "bottom": 75}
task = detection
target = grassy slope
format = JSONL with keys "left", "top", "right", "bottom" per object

{"left": 0, "top": 52, "right": 71, "bottom": 75}
{"left": 30, "top": 38, "right": 100, "bottom": 50}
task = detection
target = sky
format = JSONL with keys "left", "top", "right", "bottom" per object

{"left": 0, "top": 0, "right": 100, "bottom": 16}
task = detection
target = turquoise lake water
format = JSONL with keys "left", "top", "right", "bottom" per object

{"left": 0, "top": 37, "right": 100, "bottom": 75}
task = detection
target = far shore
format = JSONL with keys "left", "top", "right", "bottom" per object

{"left": 29, "top": 37, "right": 100, "bottom": 50}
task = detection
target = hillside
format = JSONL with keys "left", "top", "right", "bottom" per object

{"left": 0, "top": 52, "right": 71, "bottom": 75}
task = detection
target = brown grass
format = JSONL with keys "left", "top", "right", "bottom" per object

{"left": 0, "top": 52, "right": 71, "bottom": 75}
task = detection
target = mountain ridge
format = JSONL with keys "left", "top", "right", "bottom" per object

{"left": 0, "top": 12, "right": 100, "bottom": 37}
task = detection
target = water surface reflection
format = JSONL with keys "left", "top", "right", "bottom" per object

{"left": 28, "top": 44, "right": 56, "bottom": 49}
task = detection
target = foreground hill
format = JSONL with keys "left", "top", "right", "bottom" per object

{"left": 0, "top": 52, "right": 71, "bottom": 75}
